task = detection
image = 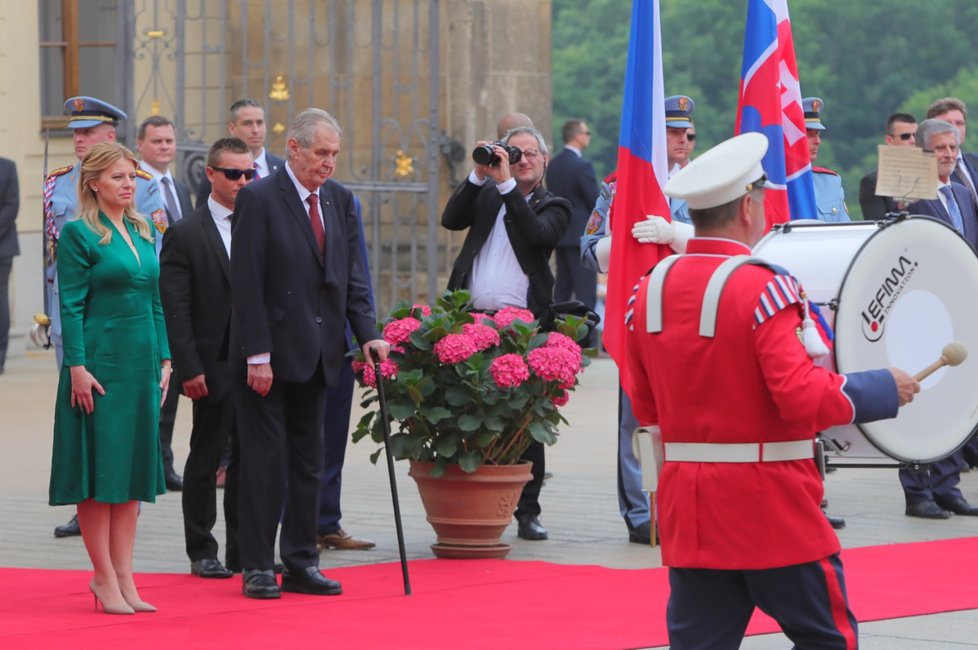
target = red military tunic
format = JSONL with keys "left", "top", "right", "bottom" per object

{"left": 626, "top": 237, "right": 863, "bottom": 570}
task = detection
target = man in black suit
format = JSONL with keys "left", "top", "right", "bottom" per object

{"left": 0, "top": 157, "right": 17, "bottom": 375}
{"left": 196, "top": 98, "right": 284, "bottom": 207}
{"left": 547, "top": 120, "right": 600, "bottom": 320}
{"left": 442, "top": 126, "right": 571, "bottom": 540}
{"left": 859, "top": 113, "right": 917, "bottom": 221}
{"left": 137, "top": 115, "right": 195, "bottom": 491}
{"left": 901, "top": 118, "right": 978, "bottom": 520}
{"left": 230, "top": 108, "right": 387, "bottom": 599}
{"left": 160, "top": 137, "right": 256, "bottom": 579}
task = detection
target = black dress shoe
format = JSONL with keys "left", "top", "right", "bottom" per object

{"left": 281, "top": 566, "right": 343, "bottom": 595}
{"left": 628, "top": 521, "right": 652, "bottom": 544}
{"left": 935, "top": 496, "right": 978, "bottom": 516}
{"left": 823, "top": 512, "right": 846, "bottom": 529}
{"left": 191, "top": 558, "right": 233, "bottom": 579}
{"left": 516, "top": 515, "right": 548, "bottom": 541}
{"left": 165, "top": 472, "right": 183, "bottom": 491}
{"left": 242, "top": 569, "right": 281, "bottom": 599}
{"left": 54, "top": 514, "right": 81, "bottom": 538}
{"left": 905, "top": 500, "right": 952, "bottom": 519}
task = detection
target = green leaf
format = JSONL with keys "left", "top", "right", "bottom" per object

{"left": 436, "top": 434, "right": 459, "bottom": 457}
{"left": 388, "top": 402, "right": 416, "bottom": 421}
{"left": 457, "top": 450, "right": 483, "bottom": 473}
{"left": 529, "top": 421, "right": 555, "bottom": 444}
{"left": 406, "top": 384, "right": 424, "bottom": 404}
{"left": 458, "top": 414, "right": 482, "bottom": 432}
{"left": 445, "top": 386, "right": 471, "bottom": 406}
{"left": 421, "top": 405, "right": 452, "bottom": 424}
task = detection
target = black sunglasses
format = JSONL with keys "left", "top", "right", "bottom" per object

{"left": 210, "top": 166, "right": 256, "bottom": 181}
{"left": 898, "top": 133, "right": 914, "bottom": 141}
{"left": 686, "top": 133, "right": 696, "bottom": 141}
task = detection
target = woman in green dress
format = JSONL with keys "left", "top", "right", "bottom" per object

{"left": 49, "top": 142, "right": 171, "bottom": 615}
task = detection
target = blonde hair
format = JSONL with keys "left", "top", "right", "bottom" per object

{"left": 77, "top": 142, "right": 153, "bottom": 244}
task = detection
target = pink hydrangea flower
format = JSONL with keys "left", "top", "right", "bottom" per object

{"left": 528, "top": 346, "right": 581, "bottom": 386}
{"left": 412, "top": 304, "right": 432, "bottom": 317}
{"left": 352, "top": 358, "right": 398, "bottom": 387}
{"left": 433, "top": 333, "right": 478, "bottom": 364}
{"left": 545, "top": 332, "right": 582, "bottom": 356}
{"left": 383, "top": 317, "right": 422, "bottom": 346}
{"left": 490, "top": 354, "right": 531, "bottom": 389}
{"left": 462, "top": 322, "right": 501, "bottom": 352}
{"left": 492, "top": 306, "right": 535, "bottom": 329}
{"left": 551, "top": 390, "right": 570, "bottom": 407}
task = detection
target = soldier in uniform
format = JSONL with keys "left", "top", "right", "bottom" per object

{"left": 804, "top": 97, "right": 850, "bottom": 222}
{"left": 624, "top": 133, "right": 918, "bottom": 648}
{"left": 47, "top": 96, "right": 165, "bottom": 538}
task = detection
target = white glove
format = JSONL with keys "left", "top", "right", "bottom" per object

{"left": 594, "top": 236, "right": 612, "bottom": 273}
{"left": 632, "top": 215, "right": 675, "bottom": 244}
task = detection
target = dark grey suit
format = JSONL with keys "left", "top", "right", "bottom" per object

{"left": 0, "top": 158, "right": 19, "bottom": 372}
{"left": 160, "top": 203, "right": 240, "bottom": 567}
{"left": 906, "top": 181, "right": 978, "bottom": 250}
{"left": 546, "top": 148, "right": 600, "bottom": 307}
{"left": 230, "top": 166, "right": 378, "bottom": 572}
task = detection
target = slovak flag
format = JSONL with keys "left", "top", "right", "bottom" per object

{"left": 605, "top": 0, "right": 671, "bottom": 394}
{"left": 735, "top": 0, "right": 817, "bottom": 227}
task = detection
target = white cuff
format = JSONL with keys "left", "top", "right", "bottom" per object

{"left": 468, "top": 170, "right": 488, "bottom": 186}
{"left": 496, "top": 177, "right": 517, "bottom": 195}
{"left": 247, "top": 353, "right": 271, "bottom": 365}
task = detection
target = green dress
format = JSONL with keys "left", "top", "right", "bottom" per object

{"left": 49, "top": 214, "right": 170, "bottom": 505}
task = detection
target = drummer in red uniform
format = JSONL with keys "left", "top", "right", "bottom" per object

{"left": 624, "top": 133, "right": 919, "bottom": 649}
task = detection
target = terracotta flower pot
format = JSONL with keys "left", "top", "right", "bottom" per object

{"left": 408, "top": 459, "right": 533, "bottom": 559}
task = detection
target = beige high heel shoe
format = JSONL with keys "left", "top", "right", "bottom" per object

{"left": 89, "top": 581, "right": 135, "bottom": 615}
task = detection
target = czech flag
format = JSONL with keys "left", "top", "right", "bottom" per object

{"left": 735, "top": 0, "right": 816, "bottom": 227}
{"left": 605, "top": 0, "right": 671, "bottom": 395}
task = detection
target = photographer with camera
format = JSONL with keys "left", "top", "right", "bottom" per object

{"left": 442, "top": 126, "right": 570, "bottom": 541}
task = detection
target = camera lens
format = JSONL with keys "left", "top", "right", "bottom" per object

{"left": 472, "top": 144, "right": 498, "bottom": 166}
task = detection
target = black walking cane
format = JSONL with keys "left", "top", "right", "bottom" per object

{"left": 370, "top": 348, "right": 412, "bottom": 595}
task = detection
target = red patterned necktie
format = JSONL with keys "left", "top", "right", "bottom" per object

{"left": 253, "top": 162, "right": 261, "bottom": 180}
{"left": 307, "top": 193, "right": 325, "bottom": 252}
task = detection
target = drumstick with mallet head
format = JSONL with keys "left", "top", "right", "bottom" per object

{"left": 914, "top": 342, "right": 968, "bottom": 381}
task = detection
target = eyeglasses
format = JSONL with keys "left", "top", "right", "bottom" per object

{"left": 521, "top": 149, "right": 542, "bottom": 160}
{"left": 686, "top": 133, "right": 696, "bottom": 142}
{"left": 889, "top": 132, "right": 915, "bottom": 141}
{"left": 210, "top": 166, "right": 256, "bottom": 181}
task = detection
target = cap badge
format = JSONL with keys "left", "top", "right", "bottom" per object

{"left": 72, "top": 98, "right": 85, "bottom": 112}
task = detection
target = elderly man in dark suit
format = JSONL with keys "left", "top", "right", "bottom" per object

{"left": 160, "top": 137, "right": 256, "bottom": 580}
{"left": 547, "top": 120, "right": 600, "bottom": 319}
{"left": 230, "top": 108, "right": 387, "bottom": 599}
{"left": 0, "top": 156, "right": 17, "bottom": 375}
{"left": 442, "top": 126, "right": 570, "bottom": 540}
{"left": 901, "top": 118, "right": 978, "bottom": 520}
{"left": 196, "top": 98, "right": 285, "bottom": 207}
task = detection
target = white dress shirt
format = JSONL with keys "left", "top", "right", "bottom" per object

{"left": 467, "top": 171, "right": 531, "bottom": 310}
{"left": 207, "top": 196, "right": 233, "bottom": 258}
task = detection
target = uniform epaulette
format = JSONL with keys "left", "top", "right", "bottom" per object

{"left": 46, "top": 165, "right": 73, "bottom": 180}
{"left": 812, "top": 165, "right": 839, "bottom": 177}
{"left": 135, "top": 168, "right": 153, "bottom": 181}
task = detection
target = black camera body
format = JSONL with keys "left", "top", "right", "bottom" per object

{"left": 472, "top": 141, "right": 523, "bottom": 167}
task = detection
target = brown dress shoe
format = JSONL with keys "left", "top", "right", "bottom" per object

{"left": 317, "top": 528, "right": 376, "bottom": 551}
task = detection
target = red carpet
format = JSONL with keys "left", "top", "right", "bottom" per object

{"left": 2, "top": 537, "right": 977, "bottom": 649}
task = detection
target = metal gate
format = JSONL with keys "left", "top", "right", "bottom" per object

{"left": 124, "top": 0, "right": 443, "bottom": 314}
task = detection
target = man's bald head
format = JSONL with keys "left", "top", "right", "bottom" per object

{"left": 497, "top": 112, "right": 535, "bottom": 139}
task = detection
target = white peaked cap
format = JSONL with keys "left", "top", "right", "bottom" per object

{"left": 664, "top": 132, "right": 770, "bottom": 210}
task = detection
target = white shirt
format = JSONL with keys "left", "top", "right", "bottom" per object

{"left": 466, "top": 171, "right": 530, "bottom": 311}
{"left": 284, "top": 162, "right": 325, "bottom": 232}
{"left": 207, "top": 196, "right": 233, "bottom": 258}
{"left": 253, "top": 148, "right": 272, "bottom": 179}
{"left": 140, "top": 161, "right": 182, "bottom": 220}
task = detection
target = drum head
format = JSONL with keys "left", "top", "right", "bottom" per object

{"left": 834, "top": 217, "right": 978, "bottom": 464}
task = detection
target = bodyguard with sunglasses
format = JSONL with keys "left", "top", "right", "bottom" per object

{"left": 858, "top": 113, "right": 918, "bottom": 221}
{"left": 160, "top": 137, "right": 256, "bottom": 580}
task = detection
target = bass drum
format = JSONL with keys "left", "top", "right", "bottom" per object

{"left": 752, "top": 217, "right": 978, "bottom": 466}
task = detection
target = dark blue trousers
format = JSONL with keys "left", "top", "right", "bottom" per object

{"left": 317, "top": 358, "right": 355, "bottom": 535}
{"left": 667, "top": 554, "right": 857, "bottom": 650}
{"left": 899, "top": 452, "right": 964, "bottom": 504}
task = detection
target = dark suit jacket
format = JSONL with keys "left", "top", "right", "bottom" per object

{"left": 196, "top": 152, "right": 284, "bottom": 209}
{"left": 159, "top": 204, "right": 234, "bottom": 401}
{"left": 858, "top": 170, "right": 904, "bottom": 221}
{"left": 171, "top": 178, "right": 194, "bottom": 223}
{"left": 907, "top": 181, "right": 978, "bottom": 251}
{"left": 442, "top": 178, "right": 571, "bottom": 318}
{"left": 230, "top": 167, "right": 378, "bottom": 386}
{"left": 545, "top": 148, "right": 599, "bottom": 248}
{"left": 0, "top": 158, "right": 19, "bottom": 258}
